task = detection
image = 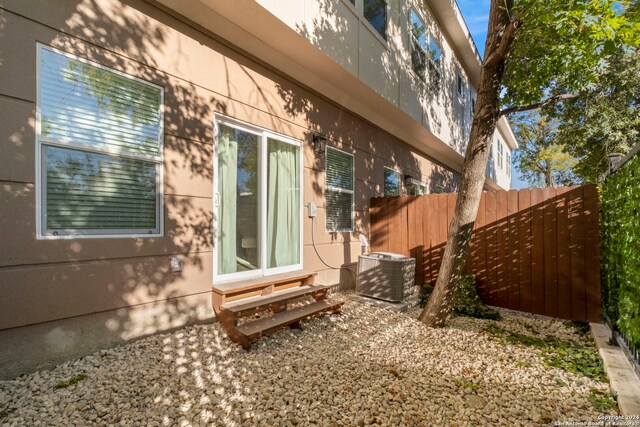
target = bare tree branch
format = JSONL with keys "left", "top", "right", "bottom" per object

{"left": 500, "top": 93, "right": 578, "bottom": 117}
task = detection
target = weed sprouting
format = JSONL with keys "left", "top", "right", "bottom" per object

{"left": 482, "top": 325, "right": 607, "bottom": 381}
{"left": 54, "top": 374, "right": 87, "bottom": 390}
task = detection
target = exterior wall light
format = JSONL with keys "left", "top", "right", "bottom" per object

{"left": 312, "top": 133, "right": 327, "bottom": 156}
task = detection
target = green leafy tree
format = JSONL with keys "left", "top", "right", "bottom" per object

{"left": 512, "top": 113, "right": 579, "bottom": 187}
{"left": 420, "top": 0, "right": 639, "bottom": 327}
{"left": 551, "top": 49, "right": 640, "bottom": 182}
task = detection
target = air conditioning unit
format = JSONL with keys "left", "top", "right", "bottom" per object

{"left": 356, "top": 252, "right": 417, "bottom": 303}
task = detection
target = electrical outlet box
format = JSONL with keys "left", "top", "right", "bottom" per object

{"left": 170, "top": 256, "right": 183, "bottom": 272}
{"left": 307, "top": 202, "right": 317, "bottom": 218}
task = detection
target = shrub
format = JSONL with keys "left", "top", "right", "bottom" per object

{"left": 420, "top": 274, "right": 501, "bottom": 321}
{"left": 601, "top": 153, "right": 640, "bottom": 349}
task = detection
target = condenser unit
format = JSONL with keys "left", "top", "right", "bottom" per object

{"left": 356, "top": 252, "right": 417, "bottom": 303}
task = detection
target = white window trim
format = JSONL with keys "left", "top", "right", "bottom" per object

{"left": 342, "top": 0, "right": 389, "bottom": 47}
{"left": 35, "top": 43, "right": 164, "bottom": 240}
{"left": 428, "top": 35, "right": 443, "bottom": 72}
{"left": 212, "top": 114, "right": 304, "bottom": 283}
{"left": 497, "top": 140, "right": 504, "bottom": 170}
{"left": 325, "top": 146, "right": 355, "bottom": 233}
{"left": 456, "top": 73, "right": 467, "bottom": 101}
{"left": 383, "top": 166, "right": 402, "bottom": 196}
{"left": 409, "top": 7, "right": 428, "bottom": 82}
{"left": 408, "top": 178, "right": 428, "bottom": 195}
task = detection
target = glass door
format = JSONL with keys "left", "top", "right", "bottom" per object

{"left": 215, "top": 118, "right": 302, "bottom": 282}
{"left": 216, "top": 123, "right": 261, "bottom": 280}
{"left": 266, "top": 137, "right": 301, "bottom": 273}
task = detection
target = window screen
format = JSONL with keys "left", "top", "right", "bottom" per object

{"left": 325, "top": 147, "right": 354, "bottom": 232}
{"left": 38, "top": 45, "right": 163, "bottom": 236}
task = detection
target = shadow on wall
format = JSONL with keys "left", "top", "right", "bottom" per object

{"left": 1, "top": 0, "right": 464, "bottom": 377}
{"left": 296, "top": 0, "right": 470, "bottom": 158}
{"left": 288, "top": 0, "right": 459, "bottom": 242}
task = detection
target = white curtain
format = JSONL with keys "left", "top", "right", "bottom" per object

{"left": 267, "top": 139, "right": 300, "bottom": 268}
{"left": 217, "top": 126, "right": 238, "bottom": 275}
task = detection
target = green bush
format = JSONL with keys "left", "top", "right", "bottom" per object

{"left": 420, "top": 274, "right": 501, "bottom": 321}
{"left": 601, "top": 153, "right": 640, "bottom": 349}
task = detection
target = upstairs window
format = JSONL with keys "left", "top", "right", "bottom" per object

{"left": 37, "top": 45, "right": 163, "bottom": 237}
{"left": 408, "top": 179, "right": 428, "bottom": 195}
{"left": 326, "top": 147, "right": 354, "bottom": 232}
{"left": 497, "top": 140, "right": 504, "bottom": 170}
{"left": 457, "top": 74, "right": 467, "bottom": 99}
{"left": 364, "top": 0, "right": 387, "bottom": 40}
{"left": 410, "top": 9, "right": 427, "bottom": 80}
{"left": 409, "top": 9, "right": 443, "bottom": 90}
{"left": 383, "top": 167, "right": 401, "bottom": 196}
{"left": 506, "top": 152, "right": 512, "bottom": 177}
{"left": 471, "top": 97, "right": 476, "bottom": 119}
{"left": 428, "top": 36, "right": 443, "bottom": 89}
{"left": 429, "top": 37, "right": 442, "bottom": 68}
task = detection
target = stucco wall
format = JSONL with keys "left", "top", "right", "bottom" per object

{"left": 258, "top": 0, "right": 479, "bottom": 156}
{"left": 0, "top": 0, "right": 459, "bottom": 377}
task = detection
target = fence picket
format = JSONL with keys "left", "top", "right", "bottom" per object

{"left": 369, "top": 185, "right": 601, "bottom": 322}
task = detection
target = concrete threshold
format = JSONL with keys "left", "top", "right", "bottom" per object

{"left": 591, "top": 323, "right": 640, "bottom": 415}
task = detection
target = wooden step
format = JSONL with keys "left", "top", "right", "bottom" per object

{"left": 221, "top": 285, "right": 329, "bottom": 317}
{"left": 235, "top": 299, "right": 343, "bottom": 342}
{"left": 213, "top": 270, "right": 317, "bottom": 296}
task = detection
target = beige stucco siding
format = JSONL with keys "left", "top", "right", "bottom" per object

{"left": 258, "top": 0, "right": 480, "bottom": 156}
{"left": 0, "top": 0, "right": 458, "bottom": 371}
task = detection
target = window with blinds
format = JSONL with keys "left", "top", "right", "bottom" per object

{"left": 37, "top": 45, "right": 163, "bottom": 237}
{"left": 325, "top": 147, "right": 354, "bottom": 232}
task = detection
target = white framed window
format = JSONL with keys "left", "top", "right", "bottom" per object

{"left": 410, "top": 8, "right": 427, "bottom": 81}
{"left": 408, "top": 179, "right": 428, "bottom": 195}
{"left": 506, "top": 152, "right": 512, "bottom": 177}
{"left": 497, "top": 140, "right": 504, "bottom": 170}
{"left": 346, "top": 0, "right": 387, "bottom": 41}
{"left": 383, "top": 167, "right": 401, "bottom": 196}
{"left": 325, "top": 147, "right": 354, "bottom": 232}
{"left": 363, "top": 0, "right": 387, "bottom": 40}
{"left": 456, "top": 74, "right": 467, "bottom": 99}
{"left": 409, "top": 7, "right": 443, "bottom": 90}
{"left": 428, "top": 35, "right": 443, "bottom": 89}
{"left": 36, "top": 44, "right": 163, "bottom": 238}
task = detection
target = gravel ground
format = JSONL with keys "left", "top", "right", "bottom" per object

{"left": 0, "top": 293, "right": 617, "bottom": 426}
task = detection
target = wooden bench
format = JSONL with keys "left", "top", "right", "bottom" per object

{"left": 211, "top": 270, "right": 343, "bottom": 350}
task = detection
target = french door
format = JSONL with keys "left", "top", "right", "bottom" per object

{"left": 214, "top": 117, "right": 302, "bottom": 282}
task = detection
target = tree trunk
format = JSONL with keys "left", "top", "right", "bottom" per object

{"left": 545, "top": 163, "right": 554, "bottom": 187}
{"left": 419, "top": 0, "right": 519, "bottom": 327}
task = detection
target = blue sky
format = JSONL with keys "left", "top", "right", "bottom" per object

{"left": 457, "top": 1, "right": 529, "bottom": 189}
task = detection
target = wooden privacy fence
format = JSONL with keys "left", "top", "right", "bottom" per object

{"left": 370, "top": 185, "right": 601, "bottom": 322}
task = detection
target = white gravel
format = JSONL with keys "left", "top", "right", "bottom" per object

{"left": 0, "top": 293, "right": 617, "bottom": 426}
